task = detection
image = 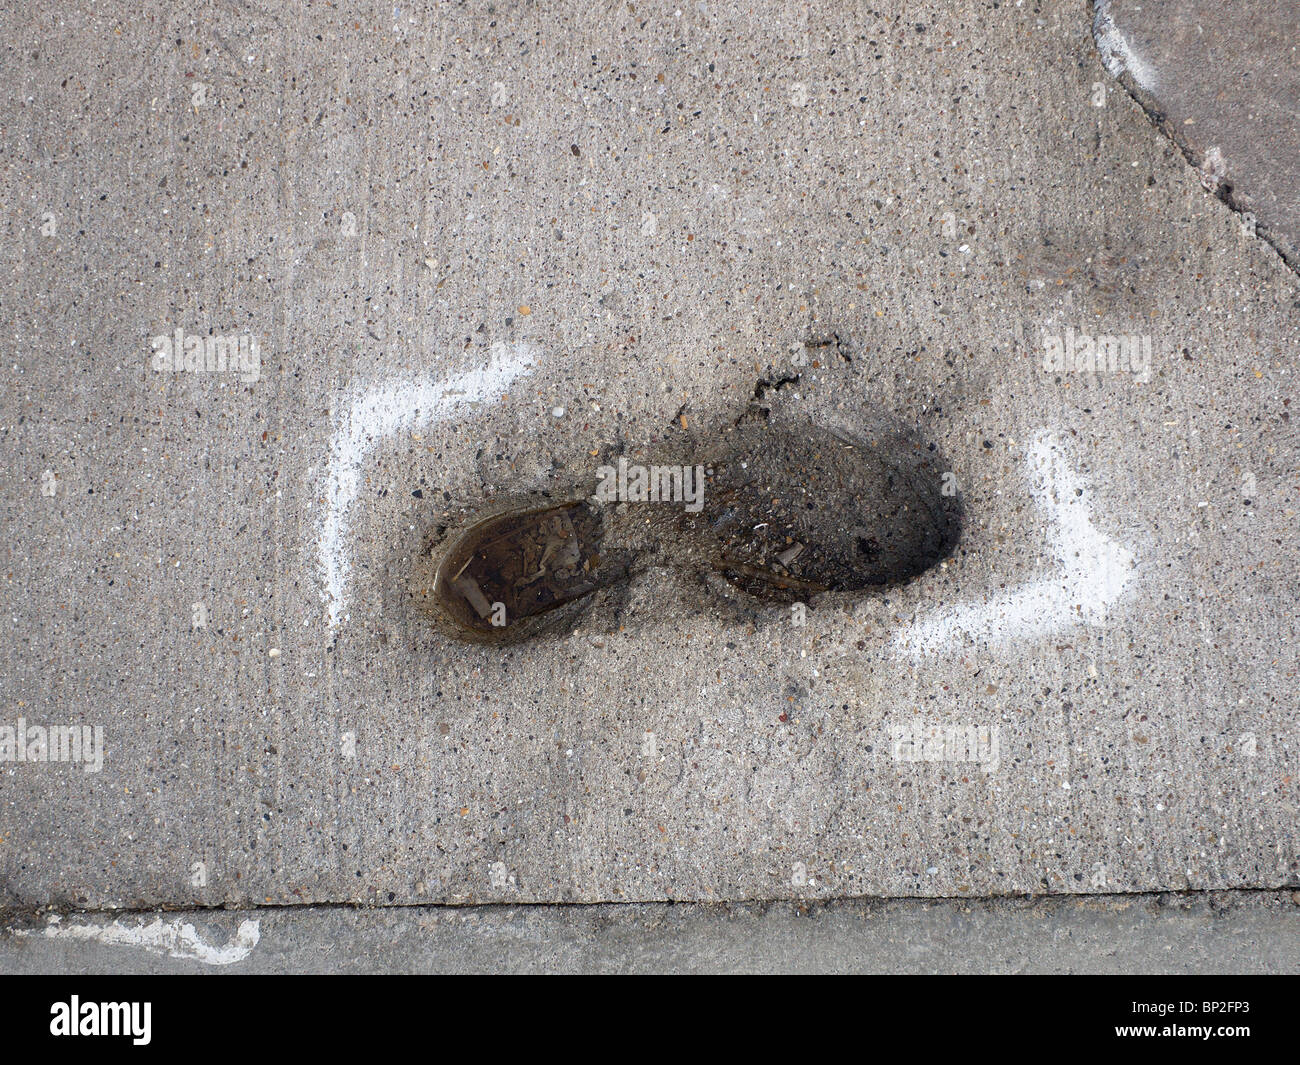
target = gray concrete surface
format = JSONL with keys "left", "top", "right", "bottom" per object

{"left": 3, "top": 892, "right": 1299, "bottom": 973}
{"left": 1094, "top": 0, "right": 1300, "bottom": 270}
{"left": 0, "top": 0, "right": 1297, "bottom": 944}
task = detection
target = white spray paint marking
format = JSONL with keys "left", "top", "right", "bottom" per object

{"left": 893, "top": 430, "right": 1136, "bottom": 658}
{"left": 319, "top": 342, "right": 539, "bottom": 630}
{"left": 18, "top": 916, "right": 260, "bottom": 966}
{"left": 1093, "top": 0, "right": 1156, "bottom": 91}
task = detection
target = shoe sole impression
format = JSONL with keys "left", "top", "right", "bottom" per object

{"left": 413, "top": 418, "right": 962, "bottom": 645}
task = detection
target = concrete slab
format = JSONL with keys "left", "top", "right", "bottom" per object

{"left": 1093, "top": 0, "right": 1300, "bottom": 270}
{"left": 4, "top": 892, "right": 1299, "bottom": 974}
{"left": 0, "top": 0, "right": 1296, "bottom": 913}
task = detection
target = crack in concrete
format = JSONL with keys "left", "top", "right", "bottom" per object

{"left": 2, "top": 886, "right": 1295, "bottom": 926}
{"left": 1089, "top": 0, "right": 1300, "bottom": 277}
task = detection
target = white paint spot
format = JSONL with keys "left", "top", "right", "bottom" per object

{"left": 1198, "top": 145, "right": 1227, "bottom": 193}
{"left": 19, "top": 916, "right": 259, "bottom": 966}
{"left": 893, "top": 430, "right": 1136, "bottom": 658}
{"left": 488, "top": 861, "right": 516, "bottom": 890}
{"left": 319, "top": 342, "right": 538, "bottom": 630}
{"left": 1093, "top": 0, "right": 1156, "bottom": 91}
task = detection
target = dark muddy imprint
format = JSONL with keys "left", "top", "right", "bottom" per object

{"left": 680, "top": 419, "right": 962, "bottom": 603}
{"left": 415, "top": 415, "right": 962, "bottom": 644}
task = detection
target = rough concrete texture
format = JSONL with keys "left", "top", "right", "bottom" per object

{"left": 4, "top": 893, "right": 1299, "bottom": 974}
{"left": 0, "top": 0, "right": 1297, "bottom": 921}
{"left": 1093, "top": 0, "right": 1300, "bottom": 270}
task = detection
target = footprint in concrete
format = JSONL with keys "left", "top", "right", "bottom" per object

{"left": 412, "top": 401, "right": 963, "bottom": 644}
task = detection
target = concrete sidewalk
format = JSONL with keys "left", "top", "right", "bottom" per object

{"left": 0, "top": 0, "right": 1296, "bottom": 965}
{"left": 4, "top": 892, "right": 1299, "bottom": 974}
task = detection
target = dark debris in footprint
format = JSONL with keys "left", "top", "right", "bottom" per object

{"left": 419, "top": 411, "right": 963, "bottom": 643}
{"left": 676, "top": 420, "right": 962, "bottom": 604}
